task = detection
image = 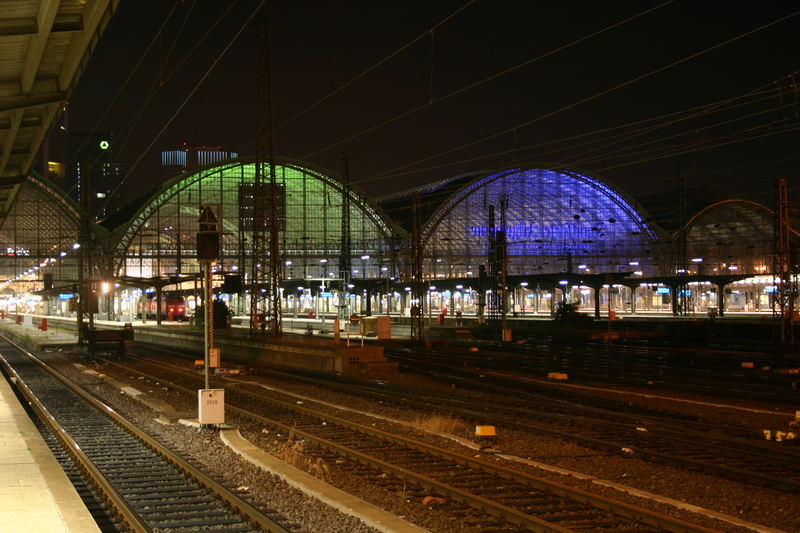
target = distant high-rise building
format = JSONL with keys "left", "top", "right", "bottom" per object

{"left": 69, "top": 132, "right": 124, "bottom": 218}
{"left": 37, "top": 102, "right": 124, "bottom": 218}
{"left": 37, "top": 101, "right": 70, "bottom": 185}
{"left": 161, "top": 142, "right": 238, "bottom": 180}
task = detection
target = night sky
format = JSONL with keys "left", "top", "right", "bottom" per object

{"left": 66, "top": 1, "right": 799, "bottom": 212}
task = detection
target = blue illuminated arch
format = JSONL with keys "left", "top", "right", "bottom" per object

{"left": 423, "top": 167, "right": 661, "bottom": 275}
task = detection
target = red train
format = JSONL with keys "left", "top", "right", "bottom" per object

{"left": 138, "top": 294, "right": 188, "bottom": 321}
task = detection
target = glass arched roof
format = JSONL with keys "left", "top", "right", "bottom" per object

{"left": 113, "top": 159, "right": 397, "bottom": 279}
{"left": 424, "top": 168, "right": 661, "bottom": 275}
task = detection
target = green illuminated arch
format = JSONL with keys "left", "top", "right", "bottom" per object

{"left": 113, "top": 159, "right": 397, "bottom": 280}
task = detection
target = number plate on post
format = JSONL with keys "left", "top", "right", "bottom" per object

{"left": 198, "top": 389, "right": 224, "bottom": 424}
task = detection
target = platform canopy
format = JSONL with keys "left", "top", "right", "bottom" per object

{"left": 0, "top": 0, "right": 118, "bottom": 223}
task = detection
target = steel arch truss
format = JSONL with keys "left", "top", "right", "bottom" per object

{"left": 423, "top": 168, "right": 661, "bottom": 277}
{"left": 0, "top": 174, "right": 82, "bottom": 292}
{"left": 113, "top": 159, "right": 398, "bottom": 280}
{"left": 682, "top": 199, "right": 790, "bottom": 276}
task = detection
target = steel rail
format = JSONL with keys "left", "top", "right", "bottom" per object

{"left": 0, "top": 354, "right": 149, "bottom": 533}
{"left": 387, "top": 355, "right": 800, "bottom": 491}
{"left": 116, "top": 354, "right": 718, "bottom": 533}
{"left": 127, "top": 346, "right": 800, "bottom": 492}
{"left": 0, "top": 333, "right": 291, "bottom": 533}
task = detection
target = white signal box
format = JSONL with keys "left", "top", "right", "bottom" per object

{"left": 198, "top": 389, "right": 225, "bottom": 425}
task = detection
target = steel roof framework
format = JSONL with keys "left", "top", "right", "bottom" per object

{"left": 422, "top": 168, "right": 663, "bottom": 279}
{"left": 0, "top": 173, "right": 82, "bottom": 293}
{"left": 0, "top": 0, "right": 118, "bottom": 223}
{"left": 681, "top": 199, "right": 787, "bottom": 276}
{"left": 113, "top": 160, "right": 398, "bottom": 283}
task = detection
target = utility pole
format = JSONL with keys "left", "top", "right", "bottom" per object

{"left": 250, "top": 8, "right": 282, "bottom": 335}
{"left": 410, "top": 193, "right": 424, "bottom": 342}
{"left": 197, "top": 204, "right": 224, "bottom": 428}
{"left": 499, "top": 197, "right": 509, "bottom": 340}
{"left": 675, "top": 166, "right": 688, "bottom": 316}
{"left": 197, "top": 204, "right": 220, "bottom": 387}
{"left": 77, "top": 159, "right": 94, "bottom": 344}
{"left": 487, "top": 204, "right": 500, "bottom": 322}
{"left": 774, "top": 178, "right": 796, "bottom": 342}
{"left": 339, "top": 154, "right": 351, "bottom": 321}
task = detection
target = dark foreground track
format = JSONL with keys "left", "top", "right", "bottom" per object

{"left": 0, "top": 335, "right": 293, "bottom": 533}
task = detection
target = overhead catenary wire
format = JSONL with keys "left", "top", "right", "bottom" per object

{"left": 98, "top": 0, "right": 268, "bottom": 221}
{"left": 107, "top": 0, "right": 201, "bottom": 172}
{"left": 377, "top": 118, "right": 799, "bottom": 217}
{"left": 363, "top": 10, "right": 800, "bottom": 185}
{"left": 375, "top": 79, "right": 797, "bottom": 218}
{"left": 560, "top": 102, "right": 797, "bottom": 169}
{"left": 549, "top": 72, "right": 799, "bottom": 170}
{"left": 98, "top": 0, "right": 243, "bottom": 188}
{"left": 351, "top": 81, "right": 788, "bottom": 186}
{"left": 273, "top": 0, "right": 477, "bottom": 136}
{"left": 590, "top": 122, "right": 800, "bottom": 174}
{"left": 298, "top": 0, "right": 675, "bottom": 160}
{"left": 61, "top": 1, "right": 183, "bottom": 200}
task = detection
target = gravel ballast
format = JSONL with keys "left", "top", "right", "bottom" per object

{"left": 50, "top": 351, "right": 800, "bottom": 533}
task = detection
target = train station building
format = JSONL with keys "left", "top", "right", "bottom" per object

{"left": 0, "top": 157, "right": 794, "bottom": 322}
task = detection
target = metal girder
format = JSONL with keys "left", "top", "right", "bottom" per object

{"left": 0, "top": 91, "right": 66, "bottom": 114}
{"left": 14, "top": 100, "right": 59, "bottom": 181}
{"left": 0, "top": 15, "right": 82, "bottom": 37}
{"left": 21, "top": 0, "right": 60, "bottom": 95}
{"left": 0, "top": 110, "right": 22, "bottom": 176}
{"left": 57, "top": 0, "right": 115, "bottom": 92}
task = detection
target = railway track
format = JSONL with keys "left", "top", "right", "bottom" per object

{"left": 104, "top": 350, "right": 722, "bottom": 532}
{"left": 440, "top": 339, "right": 800, "bottom": 404}
{"left": 126, "top": 342, "right": 800, "bottom": 494}
{"left": 0, "top": 335, "right": 294, "bottom": 533}
{"left": 384, "top": 350, "right": 800, "bottom": 491}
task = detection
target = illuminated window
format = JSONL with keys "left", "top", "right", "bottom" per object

{"left": 47, "top": 161, "right": 65, "bottom": 177}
